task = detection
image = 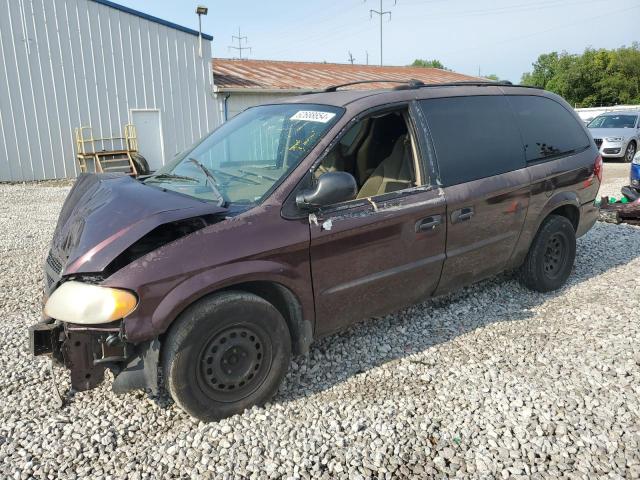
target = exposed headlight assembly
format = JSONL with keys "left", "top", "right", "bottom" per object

{"left": 44, "top": 281, "right": 137, "bottom": 324}
{"left": 605, "top": 137, "right": 623, "bottom": 142}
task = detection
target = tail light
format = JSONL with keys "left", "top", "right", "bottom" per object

{"left": 594, "top": 154, "right": 603, "bottom": 182}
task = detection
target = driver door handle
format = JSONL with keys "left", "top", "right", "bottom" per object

{"left": 416, "top": 215, "right": 442, "bottom": 232}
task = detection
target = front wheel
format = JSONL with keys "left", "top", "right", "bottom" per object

{"left": 519, "top": 214, "right": 576, "bottom": 292}
{"left": 624, "top": 141, "right": 636, "bottom": 163}
{"left": 162, "top": 291, "right": 291, "bottom": 421}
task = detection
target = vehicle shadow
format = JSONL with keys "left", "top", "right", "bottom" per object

{"left": 273, "top": 221, "right": 640, "bottom": 404}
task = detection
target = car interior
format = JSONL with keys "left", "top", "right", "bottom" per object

{"left": 315, "top": 109, "right": 419, "bottom": 200}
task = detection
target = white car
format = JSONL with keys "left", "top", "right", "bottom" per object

{"left": 587, "top": 112, "right": 640, "bottom": 162}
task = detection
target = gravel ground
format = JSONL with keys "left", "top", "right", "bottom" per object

{"left": 599, "top": 161, "right": 631, "bottom": 199}
{"left": 1, "top": 174, "right": 639, "bottom": 479}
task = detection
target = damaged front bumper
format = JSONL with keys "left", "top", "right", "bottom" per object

{"left": 29, "top": 319, "right": 159, "bottom": 394}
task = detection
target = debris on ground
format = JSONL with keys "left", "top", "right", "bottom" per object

{"left": 598, "top": 185, "right": 640, "bottom": 225}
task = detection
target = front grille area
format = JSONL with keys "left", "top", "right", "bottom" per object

{"left": 44, "top": 250, "right": 65, "bottom": 294}
{"left": 603, "top": 148, "right": 621, "bottom": 154}
{"left": 594, "top": 138, "right": 603, "bottom": 148}
{"left": 46, "top": 251, "right": 63, "bottom": 274}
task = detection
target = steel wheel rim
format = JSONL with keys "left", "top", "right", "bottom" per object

{"left": 542, "top": 233, "right": 567, "bottom": 280}
{"left": 196, "top": 324, "right": 272, "bottom": 402}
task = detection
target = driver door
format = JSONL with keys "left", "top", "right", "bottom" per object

{"left": 308, "top": 104, "right": 447, "bottom": 336}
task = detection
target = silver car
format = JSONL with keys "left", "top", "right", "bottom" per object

{"left": 587, "top": 111, "right": 640, "bottom": 162}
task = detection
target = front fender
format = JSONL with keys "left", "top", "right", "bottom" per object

{"left": 118, "top": 258, "right": 312, "bottom": 343}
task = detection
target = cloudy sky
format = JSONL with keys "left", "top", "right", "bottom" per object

{"left": 115, "top": 0, "right": 639, "bottom": 82}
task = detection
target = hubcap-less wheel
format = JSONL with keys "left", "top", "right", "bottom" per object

{"left": 197, "top": 325, "right": 272, "bottom": 402}
{"left": 163, "top": 291, "right": 291, "bottom": 421}
{"left": 543, "top": 233, "right": 567, "bottom": 280}
{"left": 626, "top": 143, "right": 636, "bottom": 162}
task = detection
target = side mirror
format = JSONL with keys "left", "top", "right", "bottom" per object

{"left": 296, "top": 171, "right": 358, "bottom": 210}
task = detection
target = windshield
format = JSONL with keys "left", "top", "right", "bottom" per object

{"left": 145, "top": 104, "right": 343, "bottom": 205}
{"left": 588, "top": 114, "right": 637, "bottom": 129}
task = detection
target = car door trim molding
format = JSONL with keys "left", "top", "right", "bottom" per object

{"left": 446, "top": 230, "right": 515, "bottom": 259}
{"left": 323, "top": 253, "right": 446, "bottom": 296}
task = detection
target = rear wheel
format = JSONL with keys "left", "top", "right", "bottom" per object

{"left": 519, "top": 214, "right": 576, "bottom": 292}
{"left": 162, "top": 291, "right": 291, "bottom": 421}
{"left": 624, "top": 141, "right": 636, "bottom": 163}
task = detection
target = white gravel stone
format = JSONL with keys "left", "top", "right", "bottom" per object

{"left": 0, "top": 180, "right": 639, "bottom": 478}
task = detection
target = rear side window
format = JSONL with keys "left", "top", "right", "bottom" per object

{"left": 507, "top": 95, "right": 590, "bottom": 162}
{"left": 419, "top": 96, "right": 525, "bottom": 186}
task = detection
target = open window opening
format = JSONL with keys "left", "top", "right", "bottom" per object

{"left": 314, "top": 108, "right": 421, "bottom": 200}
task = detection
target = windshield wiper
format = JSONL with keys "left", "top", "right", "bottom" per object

{"left": 188, "top": 158, "right": 221, "bottom": 186}
{"left": 238, "top": 169, "right": 278, "bottom": 182}
{"left": 145, "top": 173, "right": 199, "bottom": 183}
{"left": 187, "top": 158, "right": 226, "bottom": 206}
{"left": 215, "top": 168, "right": 261, "bottom": 185}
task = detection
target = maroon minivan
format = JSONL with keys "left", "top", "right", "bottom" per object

{"left": 30, "top": 81, "right": 601, "bottom": 421}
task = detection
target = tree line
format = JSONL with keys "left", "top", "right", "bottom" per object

{"left": 521, "top": 44, "right": 640, "bottom": 107}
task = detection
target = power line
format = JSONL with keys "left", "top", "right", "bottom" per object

{"left": 228, "top": 27, "right": 252, "bottom": 59}
{"left": 367, "top": 0, "right": 397, "bottom": 66}
{"left": 441, "top": 3, "right": 640, "bottom": 58}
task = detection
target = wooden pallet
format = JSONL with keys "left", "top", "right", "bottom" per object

{"left": 75, "top": 124, "right": 139, "bottom": 175}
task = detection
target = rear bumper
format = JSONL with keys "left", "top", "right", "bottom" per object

{"left": 29, "top": 319, "right": 158, "bottom": 393}
{"left": 576, "top": 200, "right": 599, "bottom": 238}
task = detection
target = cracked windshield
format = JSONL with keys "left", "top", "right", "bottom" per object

{"left": 145, "top": 104, "right": 343, "bottom": 205}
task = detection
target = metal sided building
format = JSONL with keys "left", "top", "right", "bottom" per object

{"left": 0, "top": 0, "right": 218, "bottom": 181}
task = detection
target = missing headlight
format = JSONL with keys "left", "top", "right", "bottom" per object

{"left": 105, "top": 214, "right": 222, "bottom": 275}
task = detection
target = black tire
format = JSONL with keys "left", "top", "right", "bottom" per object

{"left": 162, "top": 291, "right": 291, "bottom": 421}
{"left": 519, "top": 214, "right": 576, "bottom": 292}
{"left": 624, "top": 141, "right": 636, "bottom": 163}
{"left": 131, "top": 153, "right": 150, "bottom": 175}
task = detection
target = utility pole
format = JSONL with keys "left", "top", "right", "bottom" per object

{"left": 348, "top": 51, "right": 356, "bottom": 65}
{"left": 228, "top": 27, "right": 252, "bottom": 60}
{"left": 366, "top": 51, "right": 369, "bottom": 65}
{"left": 368, "top": 0, "right": 396, "bottom": 66}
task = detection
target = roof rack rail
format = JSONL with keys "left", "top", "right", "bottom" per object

{"left": 321, "top": 79, "right": 539, "bottom": 93}
{"left": 323, "top": 79, "right": 425, "bottom": 92}
{"left": 421, "top": 80, "right": 544, "bottom": 90}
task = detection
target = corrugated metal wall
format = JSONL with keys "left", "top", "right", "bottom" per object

{"left": 0, "top": 0, "right": 219, "bottom": 181}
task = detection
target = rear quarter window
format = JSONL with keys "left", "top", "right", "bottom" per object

{"left": 507, "top": 95, "right": 590, "bottom": 162}
{"left": 419, "top": 96, "right": 525, "bottom": 187}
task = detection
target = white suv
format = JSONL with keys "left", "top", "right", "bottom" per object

{"left": 587, "top": 112, "right": 640, "bottom": 162}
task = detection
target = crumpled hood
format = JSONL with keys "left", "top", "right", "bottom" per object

{"left": 52, "top": 173, "right": 227, "bottom": 274}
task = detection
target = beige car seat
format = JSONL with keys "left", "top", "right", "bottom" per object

{"left": 355, "top": 114, "right": 406, "bottom": 185}
{"left": 315, "top": 120, "right": 371, "bottom": 178}
{"left": 357, "top": 135, "right": 414, "bottom": 199}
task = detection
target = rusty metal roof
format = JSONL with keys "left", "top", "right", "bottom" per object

{"left": 212, "top": 59, "right": 482, "bottom": 92}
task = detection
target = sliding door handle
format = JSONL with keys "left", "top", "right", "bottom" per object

{"left": 451, "top": 207, "right": 474, "bottom": 224}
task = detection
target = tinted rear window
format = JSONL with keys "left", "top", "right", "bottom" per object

{"left": 419, "top": 96, "right": 525, "bottom": 186}
{"left": 507, "top": 95, "right": 590, "bottom": 162}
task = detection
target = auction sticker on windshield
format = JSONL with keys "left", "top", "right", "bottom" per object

{"left": 290, "top": 111, "right": 336, "bottom": 123}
